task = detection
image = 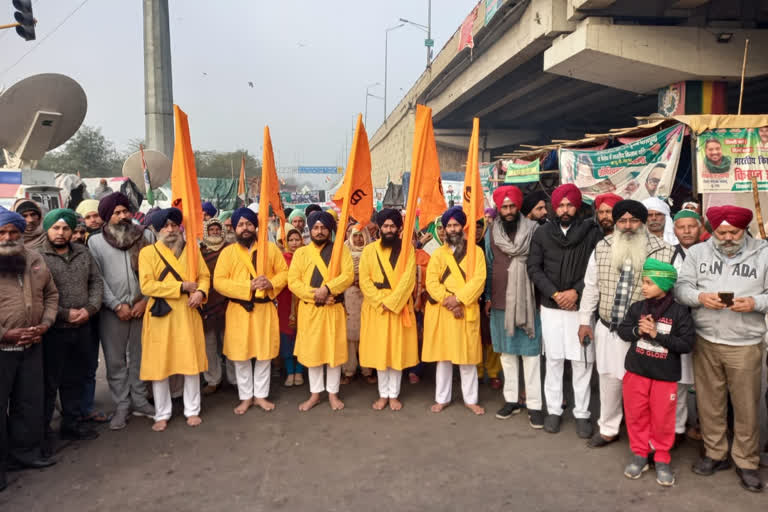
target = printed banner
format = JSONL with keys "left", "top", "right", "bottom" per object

{"left": 458, "top": 6, "right": 478, "bottom": 51}
{"left": 484, "top": 0, "right": 504, "bottom": 25}
{"left": 503, "top": 159, "right": 541, "bottom": 184}
{"left": 297, "top": 166, "right": 340, "bottom": 174}
{"left": 696, "top": 126, "right": 768, "bottom": 193}
{"left": 559, "top": 124, "right": 685, "bottom": 204}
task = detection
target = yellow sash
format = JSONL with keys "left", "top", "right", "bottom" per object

{"left": 374, "top": 242, "right": 397, "bottom": 287}
{"left": 154, "top": 242, "right": 187, "bottom": 281}
{"left": 307, "top": 244, "right": 331, "bottom": 286}
{"left": 235, "top": 243, "right": 259, "bottom": 279}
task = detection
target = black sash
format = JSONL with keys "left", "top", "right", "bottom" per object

{"left": 307, "top": 242, "right": 344, "bottom": 305}
{"left": 233, "top": 248, "right": 275, "bottom": 312}
{"left": 426, "top": 248, "right": 466, "bottom": 305}
{"left": 373, "top": 240, "right": 401, "bottom": 290}
{"left": 150, "top": 243, "right": 203, "bottom": 317}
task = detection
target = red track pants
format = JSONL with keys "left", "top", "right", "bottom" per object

{"left": 622, "top": 371, "right": 677, "bottom": 464}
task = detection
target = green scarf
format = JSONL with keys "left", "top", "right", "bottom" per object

{"left": 705, "top": 155, "right": 731, "bottom": 174}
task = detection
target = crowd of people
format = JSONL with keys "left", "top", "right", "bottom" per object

{"left": 0, "top": 184, "right": 767, "bottom": 494}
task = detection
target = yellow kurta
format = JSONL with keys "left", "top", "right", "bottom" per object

{"left": 138, "top": 242, "right": 210, "bottom": 381}
{"left": 422, "top": 244, "right": 486, "bottom": 365}
{"left": 358, "top": 241, "right": 419, "bottom": 371}
{"left": 213, "top": 241, "right": 287, "bottom": 361}
{"left": 288, "top": 242, "right": 354, "bottom": 368}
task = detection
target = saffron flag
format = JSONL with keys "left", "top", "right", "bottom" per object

{"left": 170, "top": 105, "right": 203, "bottom": 281}
{"left": 237, "top": 154, "right": 247, "bottom": 204}
{"left": 332, "top": 115, "right": 373, "bottom": 227}
{"left": 464, "top": 117, "right": 483, "bottom": 281}
{"left": 140, "top": 144, "right": 155, "bottom": 206}
{"left": 329, "top": 114, "right": 373, "bottom": 278}
{"left": 257, "top": 126, "right": 286, "bottom": 284}
{"left": 328, "top": 114, "right": 373, "bottom": 279}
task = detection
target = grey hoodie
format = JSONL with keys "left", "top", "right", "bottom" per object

{"left": 675, "top": 235, "right": 768, "bottom": 346}
{"left": 88, "top": 228, "right": 155, "bottom": 311}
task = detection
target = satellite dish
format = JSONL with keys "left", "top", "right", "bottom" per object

{"left": 122, "top": 149, "right": 171, "bottom": 193}
{"left": 0, "top": 74, "right": 87, "bottom": 166}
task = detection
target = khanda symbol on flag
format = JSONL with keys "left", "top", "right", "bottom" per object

{"left": 349, "top": 188, "right": 367, "bottom": 205}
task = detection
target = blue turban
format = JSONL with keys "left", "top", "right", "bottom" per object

{"left": 0, "top": 206, "right": 26, "bottom": 233}
{"left": 308, "top": 210, "right": 336, "bottom": 233}
{"left": 231, "top": 207, "right": 258, "bottom": 228}
{"left": 149, "top": 207, "right": 183, "bottom": 231}
{"left": 441, "top": 206, "right": 467, "bottom": 227}
{"left": 202, "top": 201, "right": 217, "bottom": 218}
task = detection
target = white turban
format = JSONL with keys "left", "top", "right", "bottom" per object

{"left": 642, "top": 197, "right": 678, "bottom": 245}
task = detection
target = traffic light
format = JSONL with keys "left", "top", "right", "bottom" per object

{"left": 12, "top": 0, "right": 36, "bottom": 41}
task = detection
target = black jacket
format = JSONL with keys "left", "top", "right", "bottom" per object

{"left": 526, "top": 217, "right": 602, "bottom": 309}
{"left": 617, "top": 299, "right": 695, "bottom": 382}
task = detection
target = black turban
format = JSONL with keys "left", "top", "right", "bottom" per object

{"left": 521, "top": 191, "right": 548, "bottom": 216}
{"left": 231, "top": 207, "right": 258, "bottom": 228}
{"left": 149, "top": 207, "right": 183, "bottom": 231}
{"left": 612, "top": 199, "right": 648, "bottom": 223}
{"left": 441, "top": 206, "right": 467, "bottom": 227}
{"left": 308, "top": 210, "right": 336, "bottom": 233}
{"left": 98, "top": 192, "right": 132, "bottom": 221}
{"left": 304, "top": 204, "right": 322, "bottom": 216}
{"left": 376, "top": 208, "right": 403, "bottom": 228}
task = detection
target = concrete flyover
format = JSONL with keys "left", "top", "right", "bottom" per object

{"left": 369, "top": 0, "right": 768, "bottom": 188}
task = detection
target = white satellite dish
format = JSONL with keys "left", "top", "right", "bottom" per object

{"left": 0, "top": 74, "right": 87, "bottom": 168}
{"left": 121, "top": 149, "right": 171, "bottom": 193}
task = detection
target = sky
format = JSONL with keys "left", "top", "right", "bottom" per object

{"left": 0, "top": 0, "right": 476, "bottom": 168}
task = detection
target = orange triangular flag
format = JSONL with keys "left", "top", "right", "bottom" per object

{"left": 257, "top": 127, "right": 286, "bottom": 281}
{"left": 237, "top": 154, "right": 247, "bottom": 204}
{"left": 464, "top": 117, "right": 484, "bottom": 280}
{"left": 329, "top": 114, "right": 372, "bottom": 278}
{"left": 332, "top": 116, "right": 373, "bottom": 228}
{"left": 170, "top": 105, "right": 203, "bottom": 281}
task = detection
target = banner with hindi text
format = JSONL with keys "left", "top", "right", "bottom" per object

{"left": 696, "top": 126, "right": 768, "bottom": 193}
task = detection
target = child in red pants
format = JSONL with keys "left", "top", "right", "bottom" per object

{"left": 617, "top": 258, "right": 695, "bottom": 486}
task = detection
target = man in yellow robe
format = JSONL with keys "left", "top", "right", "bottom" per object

{"left": 422, "top": 206, "right": 487, "bottom": 415}
{"left": 138, "top": 208, "right": 210, "bottom": 431}
{"left": 358, "top": 209, "right": 419, "bottom": 411}
{"left": 213, "top": 207, "right": 287, "bottom": 415}
{"left": 288, "top": 211, "right": 354, "bottom": 412}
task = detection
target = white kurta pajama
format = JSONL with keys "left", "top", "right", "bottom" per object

{"left": 580, "top": 251, "right": 630, "bottom": 437}
{"left": 540, "top": 306, "right": 594, "bottom": 419}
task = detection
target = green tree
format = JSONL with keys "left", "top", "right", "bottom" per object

{"left": 194, "top": 150, "right": 261, "bottom": 178}
{"left": 38, "top": 126, "right": 123, "bottom": 177}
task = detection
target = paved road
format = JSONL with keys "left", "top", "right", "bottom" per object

{"left": 1, "top": 366, "right": 764, "bottom": 512}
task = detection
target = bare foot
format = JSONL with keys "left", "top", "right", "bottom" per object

{"left": 430, "top": 402, "right": 451, "bottom": 413}
{"left": 299, "top": 393, "right": 321, "bottom": 412}
{"left": 372, "top": 397, "right": 388, "bottom": 410}
{"left": 389, "top": 398, "right": 403, "bottom": 411}
{"left": 254, "top": 397, "right": 275, "bottom": 411}
{"left": 233, "top": 399, "right": 253, "bottom": 415}
{"left": 152, "top": 419, "right": 168, "bottom": 432}
{"left": 329, "top": 393, "right": 345, "bottom": 411}
{"left": 465, "top": 403, "right": 485, "bottom": 415}
{"left": 186, "top": 415, "right": 202, "bottom": 427}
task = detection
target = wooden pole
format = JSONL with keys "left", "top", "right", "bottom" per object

{"left": 738, "top": 38, "right": 750, "bottom": 115}
{"left": 0, "top": 22, "right": 21, "bottom": 30}
{"left": 751, "top": 176, "right": 766, "bottom": 239}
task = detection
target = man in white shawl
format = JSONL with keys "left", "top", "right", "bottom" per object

{"left": 642, "top": 197, "right": 678, "bottom": 246}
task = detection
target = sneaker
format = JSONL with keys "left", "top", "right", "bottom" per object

{"left": 528, "top": 409, "right": 545, "bottom": 429}
{"left": 132, "top": 403, "right": 156, "bottom": 418}
{"left": 543, "top": 414, "right": 561, "bottom": 434}
{"left": 691, "top": 456, "right": 731, "bottom": 476}
{"left": 495, "top": 402, "right": 522, "bottom": 419}
{"left": 736, "top": 467, "right": 764, "bottom": 493}
{"left": 575, "top": 418, "right": 593, "bottom": 439}
{"left": 624, "top": 455, "right": 649, "bottom": 479}
{"left": 109, "top": 409, "right": 130, "bottom": 431}
{"left": 655, "top": 462, "right": 675, "bottom": 486}
{"left": 587, "top": 432, "right": 619, "bottom": 448}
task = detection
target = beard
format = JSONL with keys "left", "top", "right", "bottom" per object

{"left": 558, "top": 214, "right": 573, "bottom": 227}
{"left": 500, "top": 213, "right": 519, "bottom": 240}
{"left": 611, "top": 225, "right": 648, "bottom": 273}
{"left": 225, "top": 231, "right": 237, "bottom": 244}
{"left": 446, "top": 232, "right": 465, "bottom": 250}
{"left": 159, "top": 232, "right": 184, "bottom": 257}
{"left": 647, "top": 220, "right": 665, "bottom": 236}
{"left": 311, "top": 234, "right": 329, "bottom": 246}
{"left": 105, "top": 219, "right": 137, "bottom": 246}
{"left": 0, "top": 240, "right": 26, "bottom": 273}
{"left": 714, "top": 236, "right": 746, "bottom": 257}
{"left": 380, "top": 232, "right": 398, "bottom": 248}
{"left": 599, "top": 219, "right": 614, "bottom": 234}
{"left": 236, "top": 231, "right": 255, "bottom": 248}
{"left": 51, "top": 238, "right": 69, "bottom": 249}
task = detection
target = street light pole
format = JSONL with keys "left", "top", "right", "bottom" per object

{"left": 364, "top": 82, "right": 381, "bottom": 127}
{"left": 384, "top": 24, "right": 405, "bottom": 126}
{"left": 427, "top": 0, "right": 432, "bottom": 67}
